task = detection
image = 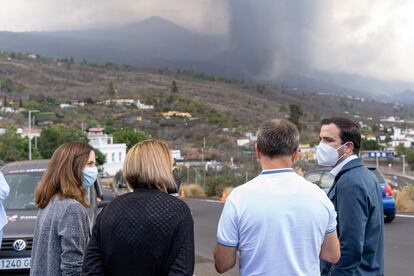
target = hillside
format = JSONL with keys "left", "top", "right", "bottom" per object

{"left": 1, "top": 52, "right": 413, "bottom": 161}
{"left": 1, "top": 16, "right": 414, "bottom": 99}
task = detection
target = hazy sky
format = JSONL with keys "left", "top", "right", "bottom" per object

{"left": 0, "top": 0, "right": 413, "bottom": 83}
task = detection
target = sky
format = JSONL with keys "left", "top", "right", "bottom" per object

{"left": 0, "top": 0, "right": 413, "bottom": 83}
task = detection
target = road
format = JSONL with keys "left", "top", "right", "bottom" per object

{"left": 185, "top": 198, "right": 414, "bottom": 276}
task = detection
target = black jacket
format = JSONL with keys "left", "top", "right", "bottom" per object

{"left": 82, "top": 188, "right": 194, "bottom": 276}
{"left": 321, "top": 158, "right": 384, "bottom": 276}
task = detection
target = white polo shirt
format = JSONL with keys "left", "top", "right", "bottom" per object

{"left": 217, "top": 168, "right": 337, "bottom": 276}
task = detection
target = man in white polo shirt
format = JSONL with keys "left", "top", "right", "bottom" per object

{"left": 214, "top": 119, "right": 340, "bottom": 276}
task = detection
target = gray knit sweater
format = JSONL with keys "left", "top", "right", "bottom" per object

{"left": 30, "top": 196, "right": 90, "bottom": 276}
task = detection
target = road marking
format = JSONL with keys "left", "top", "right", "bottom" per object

{"left": 396, "top": 214, "right": 414, "bottom": 218}
{"left": 186, "top": 198, "right": 223, "bottom": 204}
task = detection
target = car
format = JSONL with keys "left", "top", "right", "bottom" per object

{"left": 0, "top": 160, "right": 113, "bottom": 273}
{"left": 303, "top": 166, "right": 396, "bottom": 223}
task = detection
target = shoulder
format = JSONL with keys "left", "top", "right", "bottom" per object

{"left": 57, "top": 198, "right": 87, "bottom": 217}
{"left": 108, "top": 190, "right": 191, "bottom": 216}
{"left": 336, "top": 167, "right": 376, "bottom": 197}
{"left": 228, "top": 176, "right": 261, "bottom": 198}
{"left": 338, "top": 166, "right": 374, "bottom": 186}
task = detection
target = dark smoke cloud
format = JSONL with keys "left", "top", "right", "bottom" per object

{"left": 226, "top": 0, "right": 321, "bottom": 78}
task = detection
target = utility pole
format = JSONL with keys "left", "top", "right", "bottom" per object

{"left": 186, "top": 163, "right": 190, "bottom": 184}
{"left": 202, "top": 137, "right": 206, "bottom": 188}
{"left": 375, "top": 152, "right": 379, "bottom": 168}
{"left": 402, "top": 154, "right": 406, "bottom": 175}
{"left": 28, "top": 110, "right": 39, "bottom": 160}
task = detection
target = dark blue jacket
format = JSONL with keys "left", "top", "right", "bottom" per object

{"left": 321, "top": 158, "right": 384, "bottom": 276}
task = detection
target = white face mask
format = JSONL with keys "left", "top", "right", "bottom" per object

{"left": 316, "top": 141, "right": 348, "bottom": 167}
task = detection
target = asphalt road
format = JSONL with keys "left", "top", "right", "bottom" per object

{"left": 185, "top": 198, "right": 414, "bottom": 276}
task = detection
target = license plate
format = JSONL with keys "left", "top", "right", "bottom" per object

{"left": 0, "top": 258, "right": 30, "bottom": 270}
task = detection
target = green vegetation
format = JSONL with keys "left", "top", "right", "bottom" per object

{"left": 395, "top": 144, "right": 414, "bottom": 170}
{"left": 171, "top": 80, "right": 178, "bottom": 93}
{"left": 95, "top": 149, "right": 106, "bottom": 166}
{"left": 0, "top": 125, "right": 41, "bottom": 161}
{"left": 112, "top": 128, "right": 151, "bottom": 149}
{"left": 103, "top": 81, "right": 116, "bottom": 98}
{"left": 0, "top": 79, "right": 25, "bottom": 93}
{"left": 288, "top": 104, "right": 304, "bottom": 131}
{"left": 361, "top": 139, "right": 382, "bottom": 151}
{"left": 37, "top": 125, "right": 88, "bottom": 158}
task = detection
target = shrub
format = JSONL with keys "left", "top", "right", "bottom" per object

{"left": 394, "top": 186, "right": 414, "bottom": 212}
{"left": 180, "top": 184, "right": 205, "bottom": 197}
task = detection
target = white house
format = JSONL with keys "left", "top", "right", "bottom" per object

{"left": 136, "top": 100, "right": 154, "bottom": 110}
{"left": 171, "top": 149, "right": 184, "bottom": 165}
{"left": 59, "top": 103, "right": 76, "bottom": 109}
{"left": 87, "top": 128, "right": 127, "bottom": 176}
{"left": 0, "top": 107, "right": 15, "bottom": 113}
{"left": 237, "top": 139, "right": 250, "bottom": 146}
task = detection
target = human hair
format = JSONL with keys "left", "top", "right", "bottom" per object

{"left": 321, "top": 117, "right": 361, "bottom": 154}
{"left": 35, "top": 142, "right": 94, "bottom": 209}
{"left": 256, "top": 119, "right": 300, "bottom": 158}
{"left": 123, "top": 139, "right": 176, "bottom": 192}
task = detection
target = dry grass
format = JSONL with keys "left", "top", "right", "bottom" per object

{"left": 222, "top": 186, "right": 234, "bottom": 197}
{"left": 393, "top": 186, "right": 414, "bottom": 212}
{"left": 180, "top": 184, "right": 206, "bottom": 197}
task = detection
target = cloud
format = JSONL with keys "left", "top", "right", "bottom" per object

{"left": 0, "top": 0, "right": 412, "bottom": 83}
{"left": 311, "top": 0, "right": 414, "bottom": 82}
{"left": 0, "top": 0, "right": 228, "bottom": 34}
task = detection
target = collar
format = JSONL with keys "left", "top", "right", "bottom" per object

{"left": 330, "top": 154, "right": 358, "bottom": 177}
{"left": 260, "top": 168, "right": 294, "bottom": 175}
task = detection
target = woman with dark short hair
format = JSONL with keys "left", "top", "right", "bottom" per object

{"left": 31, "top": 142, "right": 97, "bottom": 276}
{"left": 82, "top": 139, "right": 194, "bottom": 276}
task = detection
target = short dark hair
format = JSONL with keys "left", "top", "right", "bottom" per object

{"left": 321, "top": 117, "right": 361, "bottom": 154}
{"left": 256, "top": 119, "right": 299, "bottom": 158}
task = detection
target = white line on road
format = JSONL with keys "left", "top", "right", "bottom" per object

{"left": 186, "top": 198, "right": 223, "bottom": 204}
{"left": 396, "top": 214, "right": 414, "bottom": 218}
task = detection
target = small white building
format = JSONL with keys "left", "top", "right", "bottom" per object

{"left": 59, "top": 103, "right": 76, "bottom": 109}
{"left": 88, "top": 128, "right": 127, "bottom": 176}
{"left": 0, "top": 107, "right": 15, "bottom": 113}
{"left": 136, "top": 100, "right": 154, "bottom": 110}
{"left": 237, "top": 139, "right": 250, "bottom": 146}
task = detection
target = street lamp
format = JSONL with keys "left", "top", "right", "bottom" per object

{"left": 28, "top": 109, "right": 39, "bottom": 160}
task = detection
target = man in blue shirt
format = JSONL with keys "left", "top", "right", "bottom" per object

{"left": 214, "top": 119, "right": 340, "bottom": 276}
{"left": 317, "top": 117, "right": 384, "bottom": 275}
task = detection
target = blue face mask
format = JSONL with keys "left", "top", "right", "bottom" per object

{"left": 82, "top": 167, "right": 98, "bottom": 188}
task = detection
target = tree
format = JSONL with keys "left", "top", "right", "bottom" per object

{"left": 361, "top": 139, "right": 381, "bottom": 151}
{"left": 171, "top": 80, "right": 178, "bottom": 93}
{"left": 38, "top": 125, "right": 88, "bottom": 158}
{"left": 396, "top": 143, "right": 406, "bottom": 156}
{"left": 0, "top": 125, "right": 41, "bottom": 161}
{"left": 104, "top": 81, "right": 116, "bottom": 98}
{"left": 404, "top": 148, "right": 414, "bottom": 170}
{"left": 95, "top": 149, "right": 106, "bottom": 166}
{"left": 113, "top": 128, "right": 151, "bottom": 149}
{"left": 278, "top": 104, "right": 287, "bottom": 113}
{"left": 0, "top": 125, "right": 27, "bottom": 161}
{"left": 288, "top": 104, "right": 303, "bottom": 131}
